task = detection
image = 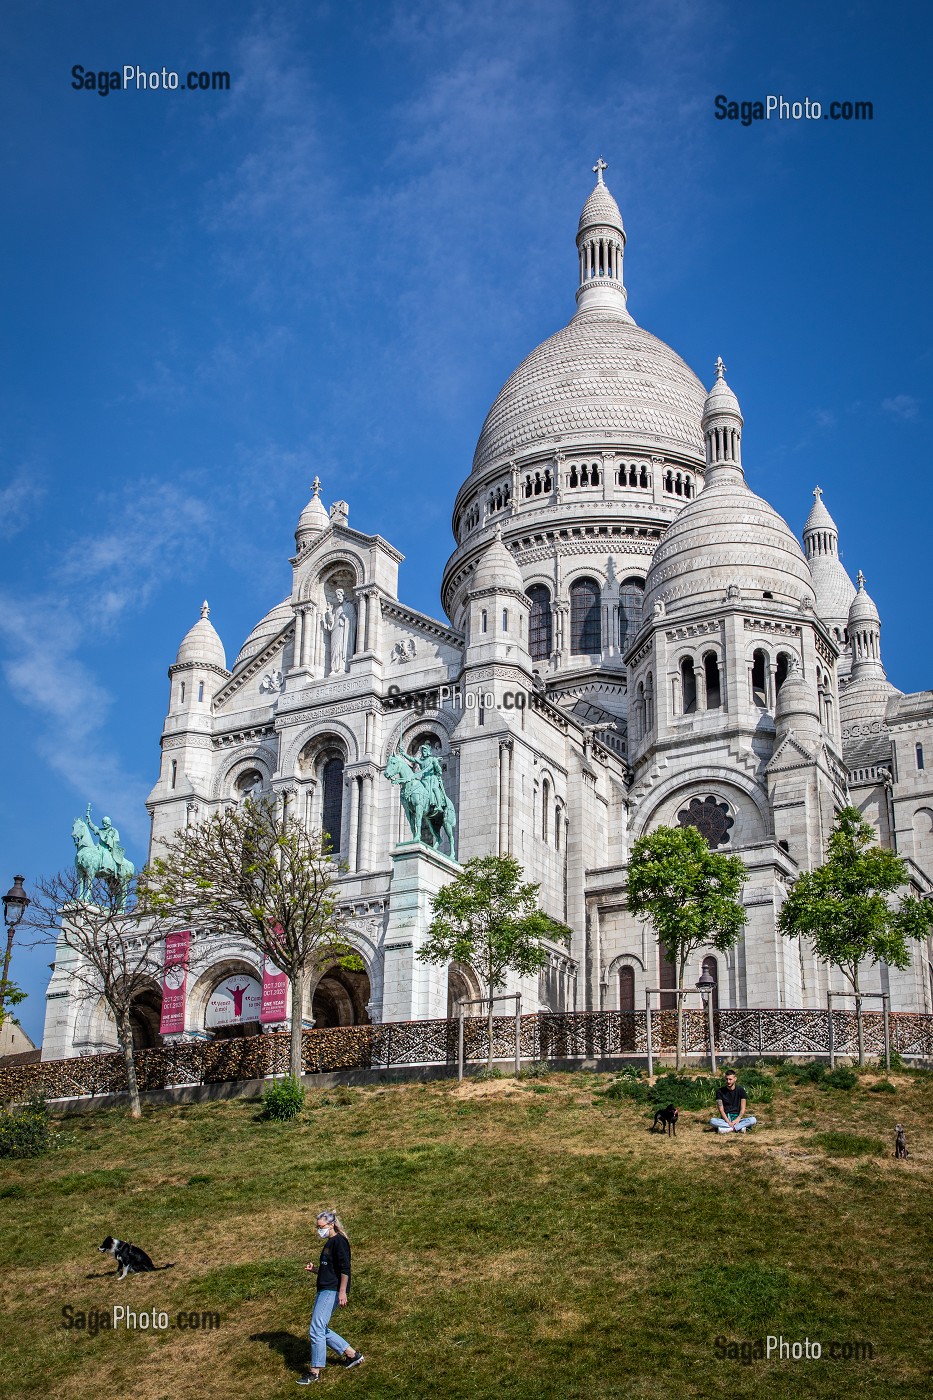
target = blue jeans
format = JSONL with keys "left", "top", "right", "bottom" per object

{"left": 711, "top": 1114, "right": 757, "bottom": 1132}
{"left": 309, "top": 1289, "right": 351, "bottom": 1369}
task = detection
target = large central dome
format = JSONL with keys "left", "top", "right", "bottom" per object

{"left": 471, "top": 312, "right": 707, "bottom": 474}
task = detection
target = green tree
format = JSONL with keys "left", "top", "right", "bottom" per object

{"left": 778, "top": 806, "right": 933, "bottom": 1064}
{"left": 26, "top": 868, "right": 172, "bottom": 1118}
{"left": 143, "top": 800, "right": 360, "bottom": 1080}
{"left": 626, "top": 825, "right": 749, "bottom": 1068}
{"left": 0, "top": 979, "right": 26, "bottom": 1028}
{"left": 417, "top": 854, "right": 570, "bottom": 1069}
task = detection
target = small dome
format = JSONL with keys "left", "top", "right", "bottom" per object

{"left": 577, "top": 181, "right": 623, "bottom": 236}
{"left": 175, "top": 601, "right": 227, "bottom": 670}
{"left": 848, "top": 572, "right": 880, "bottom": 628}
{"left": 296, "top": 477, "right": 329, "bottom": 548}
{"left": 470, "top": 526, "right": 524, "bottom": 594}
{"left": 234, "top": 598, "right": 293, "bottom": 670}
{"left": 774, "top": 660, "right": 820, "bottom": 741}
{"left": 702, "top": 360, "right": 742, "bottom": 423}
{"left": 644, "top": 473, "right": 815, "bottom": 616}
{"left": 803, "top": 486, "right": 836, "bottom": 535}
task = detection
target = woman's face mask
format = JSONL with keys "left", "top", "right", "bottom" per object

{"left": 317, "top": 1226, "right": 331, "bottom": 1239}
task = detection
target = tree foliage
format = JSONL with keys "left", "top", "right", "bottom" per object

{"left": 25, "top": 869, "right": 172, "bottom": 1118}
{"left": 417, "top": 854, "right": 570, "bottom": 1067}
{"left": 778, "top": 807, "right": 932, "bottom": 1063}
{"left": 626, "top": 825, "right": 748, "bottom": 1066}
{"left": 142, "top": 800, "right": 360, "bottom": 1079}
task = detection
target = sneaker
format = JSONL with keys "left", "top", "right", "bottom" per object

{"left": 717, "top": 1127, "right": 730, "bottom": 1134}
{"left": 344, "top": 1353, "right": 365, "bottom": 1369}
{"left": 296, "top": 1375, "right": 320, "bottom": 1385}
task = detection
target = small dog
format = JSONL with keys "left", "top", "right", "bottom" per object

{"left": 651, "top": 1104, "right": 679, "bottom": 1136}
{"left": 894, "top": 1124, "right": 909, "bottom": 1160}
{"left": 99, "top": 1236, "right": 156, "bottom": 1280}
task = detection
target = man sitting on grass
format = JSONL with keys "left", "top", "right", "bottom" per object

{"left": 710, "top": 1068, "right": 757, "bottom": 1134}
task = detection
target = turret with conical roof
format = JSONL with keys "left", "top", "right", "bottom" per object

{"left": 803, "top": 487, "right": 855, "bottom": 654}
{"left": 295, "top": 476, "right": 330, "bottom": 554}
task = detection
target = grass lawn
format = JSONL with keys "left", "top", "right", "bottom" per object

{"left": 1, "top": 1064, "right": 931, "bottom": 1399}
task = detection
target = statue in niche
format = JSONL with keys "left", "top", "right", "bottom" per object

{"left": 322, "top": 587, "right": 356, "bottom": 675}
{"left": 391, "top": 638, "right": 417, "bottom": 664}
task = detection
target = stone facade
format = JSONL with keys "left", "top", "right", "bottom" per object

{"left": 43, "top": 168, "right": 933, "bottom": 1057}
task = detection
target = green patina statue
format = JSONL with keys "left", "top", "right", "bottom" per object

{"left": 72, "top": 805, "right": 135, "bottom": 908}
{"left": 384, "top": 743, "right": 457, "bottom": 861}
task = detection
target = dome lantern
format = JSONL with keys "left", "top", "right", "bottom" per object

{"left": 174, "top": 600, "right": 227, "bottom": 671}
{"left": 295, "top": 475, "right": 330, "bottom": 552}
{"left": 848, "top": 571, "right": 885, "bottom": 680}
{"left": 702, "top": 358, "right": 744, "bottom": 481}
{"left": 574, "top": 159, "right": 632, "bottom": 318}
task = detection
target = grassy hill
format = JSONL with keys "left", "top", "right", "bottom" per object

{"left": 1, "top": 1064, "right": 931, "bottom": 1399}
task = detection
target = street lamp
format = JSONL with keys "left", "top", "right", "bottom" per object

{"left": 696, "top": 967, "right": 717, "bottom": 1075}
{"left": 1, "top": 875, "right": 30, "bottom": 1021}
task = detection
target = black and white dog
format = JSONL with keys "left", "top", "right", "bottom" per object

{"left": 99, "top": 1236, "right": 156, "bottom": 1280}
{"left": 651, "top": 1104, "right": 679, "bottom": 1136}
{"left": 894, "top": 1124, "right": 909, "bottom": 1160}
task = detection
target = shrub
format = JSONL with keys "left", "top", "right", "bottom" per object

{"left": 518, "top": 1060, "right": 552, "bottom": 1080}
{"left": 604, "top": 1070, "right": 650, "bottom": 1104}
{"left": 648, "top": 1073, "right": 718, "bottom": 1111}
{"left": 735, "top": 1067, "right": 774, "bottom": 1103}
{"left": 823, "top": 1067, "right": 857, "bottom": 1091}
{"left": 261, "top": 1075, "right": 305, "bottom": 1121}
{"left": 813, "top": 1131, "right": 884, "bottom": 1158}
{"left": 791, "top": 1061, "right": 826, "bottom": 1085}
{"left": 869, "top": 1080, "right": 897, "bottom": 1095}
{"left": 0, "top": 1093, "right": 54, "bottom": 1158}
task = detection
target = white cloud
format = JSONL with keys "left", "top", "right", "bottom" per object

{"left": 881, "top": 394, "right": 919, "bottom": 421}
{"left": 0, "top": 466, "right": 45, "bottom": 539}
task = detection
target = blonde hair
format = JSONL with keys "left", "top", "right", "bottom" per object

{"left": 317, "top": 1209, "right": 348, "bottom": 1241}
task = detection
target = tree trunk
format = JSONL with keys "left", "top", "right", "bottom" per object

{"left": 676, "top": 955, "right": 686, "bottom": 1070}
{"left": 853, "top": 968, "right": 865, "bottom": 1068}
{"left": 487, "top": 992, "right": 495, "bottom": 1071}
{"left": 290, "top": 967, "right": 306, "bottom": 1081}
{"left": 118, "top": 1013, "right": 142, "bottom": 1119}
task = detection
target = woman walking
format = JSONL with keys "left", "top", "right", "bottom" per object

{"left": 297, "top": 1210, "right": 364, "bottom": 1385}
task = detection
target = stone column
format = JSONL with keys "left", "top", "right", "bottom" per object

{"left": 498, "top": 739, "right": 513, "bottom": 854}
{"left": 359, "top": 771, "right": 374, "bottom": 870}
{"left": 345, "top": 774, "right": 359, "bottom": 871}
{"left": 293, "top": 609, "right": 304, "bottom": 670}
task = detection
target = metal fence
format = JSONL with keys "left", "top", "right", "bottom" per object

{"left": 2, "top": 1008, "right": 931, "bottom": 1104}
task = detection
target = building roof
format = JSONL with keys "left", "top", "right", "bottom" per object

{"left": 233, "top": 598, "right": 293, "bottom": 670}
{"left": 175, "top": 601, "right": 227, "bottom": 670}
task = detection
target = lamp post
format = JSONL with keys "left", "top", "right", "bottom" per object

{"left": 696, "top": 967, "right": 717, "bottom": 1075}
{"left": 1, "top": 875, "right": 30, "bottom": 1021}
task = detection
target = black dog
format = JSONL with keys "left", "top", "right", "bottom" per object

{"left": 651, "top": 1104, "right": 679, "bottom": 1136}
{"left": 894, "top": 1124, "right": 909, "bottom": 1160}
{"left": 99, "top": 1236, "right": 156, "bottom": 1280}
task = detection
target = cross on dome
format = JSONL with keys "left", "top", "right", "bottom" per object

{"left": 311, "top": 475, "right": 322, "bottom": 497}
{"left": 200, "top": 600, "right": 210, "bottom": 620}
{"left": 714, "top": 356, "right": 726, "bottom": 380}
{"left": 813, "top": 485, "right": 822, "bottom": 499}
{"left": 592, "top": 156, "right": 608, "bottom": 184}
{"left": 857, "top": 569, "right": 866, "bottom": 590}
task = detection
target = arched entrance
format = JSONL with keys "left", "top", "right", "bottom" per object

{"left": 129, "top": 988, "right": 163, "bottom": 1052}
{"left": 446, "top": 962, "right": 480, "bottom": 1018}
{"left": 311, "top": 964, "right": 371, "bottom": 1027}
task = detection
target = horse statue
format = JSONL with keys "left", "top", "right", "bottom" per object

{"left": 384, "top": 746, "right": 457, "bottom": 862}
{"left": 72, "top": 811, "right": 135, "bottom": 909}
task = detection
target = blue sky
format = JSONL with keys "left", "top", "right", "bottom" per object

{"left": 2, "top": 0, "right": 930, "bottom": 1042}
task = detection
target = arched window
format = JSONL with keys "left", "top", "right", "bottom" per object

{"left": 570, "top": 578, "right": 601, "bottom": 654}
{"left": 681, "top": 656, "right": 698, "bottom": 714}
{"left": 527, "top": 585, "right": 552, "bottom": 661}
{"left": 619, "top": 965, "right": 635, "bottom": 1013}
{"left": 321, "top": 756, "right": 345, "bottom": 855}
{"left": 170, "top": 759, "right": 177, "bottom": 789}
{"left": 704, "top": 652, "right": 721, "bottom": 709}
{"left": 646, "top": 672, "right": 655, "bottom": 730}
{"left": 481, "top": 609, "right": 488, "bottom": 634}
{"left": 198, "top": 681, "right": 204, "bottom": 702}
{"left": 751, "top": 649, "right": 769, "bottom": 708}
{"left": 702, "top": 955, "right": 720, "bottom": 1011}
{"left": 502, "top": 608, "right": 508, "bottom": 632}
{"left": 635, "top": 681, "right": 646, "bottom": 741}
{"left": 542, "top": 779, "right": 550, "bottom": 842}
{"left": 590, "top": 463, "right": 600, "bottom": 486}
{"left": 619, "top": 577, "right": 645, "bottom": 653}
{"left": 179, "top": 681, "right": 186, "bottom": 703}
{"left": 554, "top": 802, "right": 562, "bottom": 850}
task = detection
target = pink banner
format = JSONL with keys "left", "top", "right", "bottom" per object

{"left": 159, "top": 930, "right": 191, "bottom": 1035}
{"left": 260, "top": 926, "right": 289, "bottom": 1024}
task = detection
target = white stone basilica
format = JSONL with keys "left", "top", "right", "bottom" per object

{"left": 43, "top": 166, "right": 933, "bottom": 1057}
